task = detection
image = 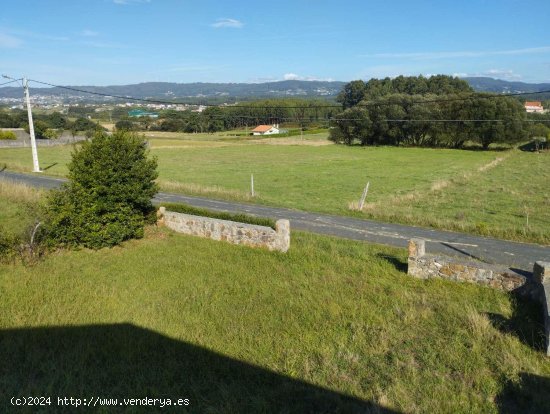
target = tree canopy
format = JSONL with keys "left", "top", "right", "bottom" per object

{"left": 331, "top": 76, "right": 528, "bottom": 149}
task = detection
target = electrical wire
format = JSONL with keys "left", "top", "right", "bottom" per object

{"left": 158, "top": 114, "right": 550, "bottom": 123}
{"left": 0, "top": 79, "right": 21, "bottom": 87}
{"left": 27, "top": 78, "right": 550, "bottom": 110}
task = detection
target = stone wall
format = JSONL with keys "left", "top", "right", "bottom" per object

{"left": 408, "top": 239, "right": 550, "bottom": 356}
{"left": 407, "top": 239, "right": 527, "bottom": 291}
{"left": 534, "top": 262, "right": 550, "bottom": 356}
{"left": 157, "top": 207, "right": 290, "bottom": 252}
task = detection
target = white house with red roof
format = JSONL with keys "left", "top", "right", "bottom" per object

{"left": 524, "top": 101, "right": 544, "bottom": 113}
{"left": 251, "top": 124, "right": 280, "bottom": 135}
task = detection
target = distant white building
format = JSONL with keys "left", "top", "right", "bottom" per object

{"left": 251, "top": 124, "right": 280, "bottom": 135}
{"left": 524, "top": 101, "right": 544, "bottom": 113}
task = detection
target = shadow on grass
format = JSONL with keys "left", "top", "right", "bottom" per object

{"left": 0, "top": 323, "right": 399, "bottom": 413}
{"left": 375, "top": 253, "right": 407, "bottom": 273}
{"left": 518, "top": 141, "right": 548, "bottom": 152}
{"left": 496, "top": 372, "right": 550, "bottom": 414}
{"left": 41, "top": 162, "right": 58, "bottom": 171}
{"left": 485, "top": 294, "right": 545, "bottom": 352}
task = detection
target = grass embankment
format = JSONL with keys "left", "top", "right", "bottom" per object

{"left": 0, "top": 188, "right": 549, "bottom": 412}
{"left": 0, "top": 136, "right": 548, "bottom": 243}
{"left": 1, "top": 228, "right": 549, "bottom": 412}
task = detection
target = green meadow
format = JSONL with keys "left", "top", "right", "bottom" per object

{"left": 0, "top": 132, "right": 548, "bottom": 243}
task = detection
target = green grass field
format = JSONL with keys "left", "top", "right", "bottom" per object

{"left": 1, "top": 183, "right": 549, "bottom": 412}
{"left": 1, "top": 225, "right": 549, "bottom": 412}
{"left": 0, "top": 132, "right": 548, "bottom": 244}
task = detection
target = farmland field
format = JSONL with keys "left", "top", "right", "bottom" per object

{"left": 1, "top": 192, "right": 549, "bottom": 413}
{"left": 0, "top": 132, "right": 548, "bottom": 243}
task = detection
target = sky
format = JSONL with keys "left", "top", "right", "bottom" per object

{"left": 1, "top": 0, "right": 549, "bottom": 86}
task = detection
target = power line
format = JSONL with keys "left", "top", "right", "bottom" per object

{"left": 29, "top": 79, "right": 309, "bottom": 108}
{"left": 16, "top": 77, "right": 550, "bottom": 124}
{"left": 27, "top": 77, "right": 550, "bottom": 110}
{"left": 154, "top": 113, "right": 550, "bottom": 123}
{"left": 0, "top": 79, "right": 21, "bottom": 87}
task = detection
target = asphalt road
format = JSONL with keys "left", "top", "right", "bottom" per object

{"left": 2, "top": 170, "right": 549, "bottom": 272}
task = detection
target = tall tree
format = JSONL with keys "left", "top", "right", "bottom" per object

{"left": 336, "top": 80, "right": 367, "bottom": 109}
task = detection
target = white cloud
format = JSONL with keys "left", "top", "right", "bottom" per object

{"left": 0, "top": 33, "right": 22, "bottom": 48}
{"left": 81, "top": 29, "right": 99, "bottom": 37}
{"left": 283, "top": 73, "right": 300, "bottom": 80}
{"left": 451, "top": 69, "right": 522, "bottom": 81}
{"left": 82, "top": 40, "right": 126, "bottom": 49}
{"left": 283, "top": 73, "right": 334, "bottom": 81}
{"left": 7, "top": 29, "right": 68, "bottom": 42}
{"left": 211, "top": 18, "right": 243, "bottom": 29}
{"left": 483, "top": 69, "right": 522, "bottom": 81}
{"left": 113, "top": 0, "right": 150, "bottom": 4}
{"left": 360, "top": 46, "right": 550, "bottom": 60}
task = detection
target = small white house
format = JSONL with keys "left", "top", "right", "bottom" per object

{"left": 524, "top": 101, "right": 544, "bottom": 113}
{"left": 251, "top": 124, "right": 280, "bottom": 136}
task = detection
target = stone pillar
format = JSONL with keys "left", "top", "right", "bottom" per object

{"left": 407, "top": 239, "right": 426, "bottom": 278}
{"left": 408, "top": 238, "right": 426, "bottom": 259}
{"left": 157, "top": 206, "right": 166, "bottom": 225}
{"left": 534, "top": 262, "right": 550, "bottom": 356}
{"left": 534, "top": 261, "right": 550, "bottom": 284}
{"left": 275, "top": 219, "right": 290, "bottom": 253}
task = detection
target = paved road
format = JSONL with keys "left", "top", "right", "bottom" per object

{"left": 1, "top": 170, "right": 549, "bottom": 272}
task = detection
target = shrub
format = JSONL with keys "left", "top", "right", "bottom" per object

{"left": 43, "top": 128, "right": 61, "bottom": 140}
{"left": 115, "top": 119, "right": 138, "bottom": 131}
{"left": 44, "top": 130, "right": 159, "bottom": 249}
{"left": 0, "top": 130, "right": 17, "bottom": 140}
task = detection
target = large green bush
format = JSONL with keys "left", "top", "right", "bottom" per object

{"left": 44, "top": 130, "right": 158, "bottom": 249}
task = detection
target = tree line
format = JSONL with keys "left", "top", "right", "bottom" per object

{"left": 120, "top": 99, "right": 338, "bottom": 133}
{"left": 0, "top": 109, "right": 102, "bottom": 139}
{"left": 330, "top": 75, "right": 537, "bottom": 149}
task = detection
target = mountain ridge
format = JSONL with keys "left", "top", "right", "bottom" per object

{"left": 0, "top": 78, "right": 549, "bottom": 101}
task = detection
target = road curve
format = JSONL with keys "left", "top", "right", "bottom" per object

{"left": 1, "top": 170, "right": 549, "bottom": 271}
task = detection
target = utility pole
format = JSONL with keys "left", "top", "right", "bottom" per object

{"left": 2, "top": 75, "right": 41, "bottom": 172}
{"left": 23, "top": 78, "right": 40, "bottom": 172}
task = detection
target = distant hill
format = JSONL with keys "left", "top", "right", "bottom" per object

{"left": 463, "top": 77, "right": 550, "bottom": 100}
{"left": 0, "top": 80, "right": 346, "bottom": 101}
{"left": 1, "top": 77, "right": 549, "bottom": 103}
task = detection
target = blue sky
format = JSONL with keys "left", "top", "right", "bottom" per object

{"left": 1, "top": 0, "right": 549, "bottom": 85}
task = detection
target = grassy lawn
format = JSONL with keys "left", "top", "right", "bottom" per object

{"left": 1, "top": 226, "right": 549, "bottom": 412}
{"left": 0, "top": 135, "right": 548, "bottom": 244}
{"left": 1, "top": 187, "right": 549, "bottom": 412}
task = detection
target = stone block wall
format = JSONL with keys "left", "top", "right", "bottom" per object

{"left": 408, "top": 239, "right": 550, "bottom": 356}
{"left": 407, "top": 239, "right": 526, "bottom": 291}
{"left": 157, "top": 207, "right": 290, "bottom": 252}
